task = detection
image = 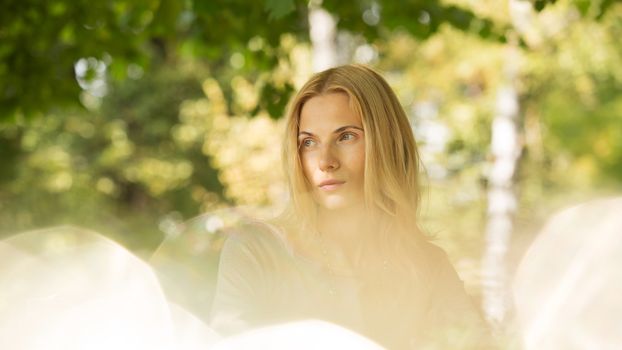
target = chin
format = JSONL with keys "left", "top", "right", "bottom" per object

{"left": 319, "top": 196, "right": 354, "bottom": 211}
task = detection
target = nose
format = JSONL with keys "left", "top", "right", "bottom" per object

{"left": 318, "top": 144, "right": 340, "bottom": 172}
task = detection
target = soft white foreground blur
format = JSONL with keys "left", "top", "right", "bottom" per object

{"left": 12, "top": 196, "right": 622, "bottom": 350}
{"left": 0, "top": 226, "right": 219, "bottom": 350}
{"left": 211, "top": 320, "right": 384, "bottom": 350}
{"left": 513, "top": 197, "right": 622, "bottom": 350}
{"left": 0, "top": 225, "right": 386, "bottom": 350}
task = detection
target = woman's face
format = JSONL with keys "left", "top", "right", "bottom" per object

{"left": 298, "top": 92, "right": 366, "bottom": 211}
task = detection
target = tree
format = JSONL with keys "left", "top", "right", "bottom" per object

{"left": 481, "top": 0, "right": 622, "bottom": 326}
{"left": 0, "top": 0, "right": 511, "bottom": 123}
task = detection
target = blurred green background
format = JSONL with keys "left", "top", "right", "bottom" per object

{"left": 1, "top": 0, "right": 621, "bottom": 325}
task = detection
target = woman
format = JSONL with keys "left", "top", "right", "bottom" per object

{"left": 210, "top": 65, "right": 490, "bottom": 349}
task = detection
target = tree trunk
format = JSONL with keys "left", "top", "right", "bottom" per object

{"left": 481, "top": 24, "right": 523, "bottom": 330}
{"left": 481, "top": 81, "right": 520, "bottom": 325}
{"left": 308, "top": 6, "right": 338, "bottom": 72}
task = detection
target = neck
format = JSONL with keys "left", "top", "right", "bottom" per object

{"left": 316, "top": 205, "right": 373, "bottom": 260}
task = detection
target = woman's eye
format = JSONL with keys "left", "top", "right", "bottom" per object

{"left": 339, "top": 132, "right": 356, "bottom": 142}
{"left": 300, "top": 139, "right": 316, "bottom": 148}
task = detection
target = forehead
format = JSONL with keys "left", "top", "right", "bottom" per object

{"left": 299, "top": 92, "right": 362, "bottom": 132}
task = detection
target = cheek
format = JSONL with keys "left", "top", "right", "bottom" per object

{"left": 300, "top": 153, "right": 314, "bottom": 179}
{"left": 353, "top": 147, "right": 366, "bottom": 180}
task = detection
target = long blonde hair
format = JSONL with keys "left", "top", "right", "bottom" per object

{"left": 279, "top": 64, "right": 428, "bottom": 257}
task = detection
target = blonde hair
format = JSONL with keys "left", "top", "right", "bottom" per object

{"left": 280, "top": 64, "right": 427, "bottom": 253}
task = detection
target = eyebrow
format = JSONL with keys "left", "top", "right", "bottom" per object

{"left": 298, "top": 125, "right": 364, "bottom": 137}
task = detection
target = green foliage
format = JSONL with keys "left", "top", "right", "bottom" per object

{"left": 1, "top": 0, "right": 621, "bottom": 278}
{"left": 0, "top": 0, "right": 164, "bottom": 121}
{"left": 374, "top": 1, "right": 622, "bottom": 272}
{"left": 0, "top": 0, "right": 306, "bottom": 122}
{"left": 264, "top": 0, "right": 297, "bottom": 20}
{"left": 1, "top": 0, "right": 512, "bottom": 123}
{"left": 532, "top": 0, "right": 617, "bottom": 19}
{"left": 519, "top": 2, "right": 622, "bottom": 188}
{"left": 0, "top": 61, "right": 226, "bottom": 251}
{"left": 321, "top": 0, "right": 508, "bottom": 44}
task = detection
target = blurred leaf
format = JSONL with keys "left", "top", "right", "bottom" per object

{"left": 264, "top": 0, "right": 296, "bottom": 20}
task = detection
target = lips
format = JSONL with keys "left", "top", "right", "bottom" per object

{"left": 318, "top": 179, "right": 345, "bottom": 191}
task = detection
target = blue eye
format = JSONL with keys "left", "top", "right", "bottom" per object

{"left": 339, "top": 132, "right": 356, "bottom": 141}
{"left": 300, "top": 138, "right": 316, "bottom": 148}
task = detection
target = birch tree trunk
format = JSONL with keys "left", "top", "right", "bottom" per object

{"left": 481, "top": 0, "right": 532, "bottom": 326}
{"left": 308, "top": 5, "right": 338, "bottom": 72}
{"left": 481, "top": 72, "right": 520, "bottom": 326}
